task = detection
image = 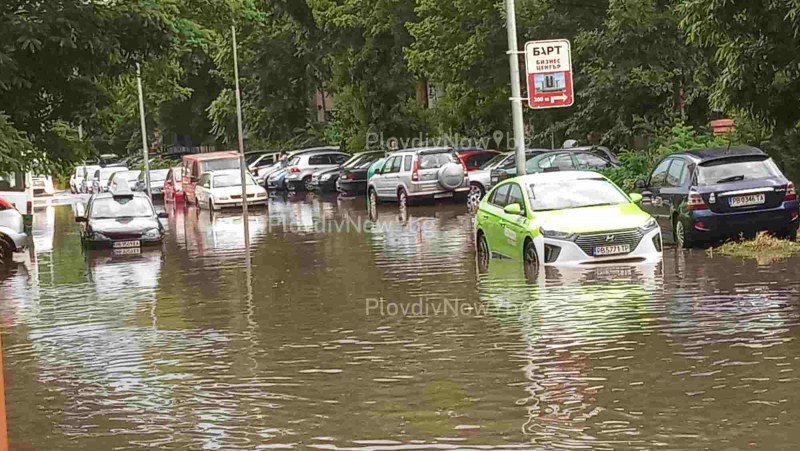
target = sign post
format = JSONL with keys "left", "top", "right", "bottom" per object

{"left": 503, "top": 0, "right": 528, "bottom": 176}
{"left": 524, "top": 39, "right": 574, "bottom": 110}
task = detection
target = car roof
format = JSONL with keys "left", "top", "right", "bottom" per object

{"left": 291, "top": 146, "right": 341, "bottom": 154}
{"left": 514, "top": 171, "right": 607, "bottom": 183}
{"left": 390, "top": 147, "right": 452, "bottom": 155}
{"left": 184, "top": 151, "right": 240, "bottom": 161}
{"left": 681, "top": 145, "right": 766, "bottom": 162}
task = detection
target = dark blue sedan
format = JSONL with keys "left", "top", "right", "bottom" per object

{"left": 637, "top": 146, "right": 799, "bottom": 247}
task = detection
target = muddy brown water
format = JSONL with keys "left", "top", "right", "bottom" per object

{"left": 1, "top": 194, "right": 800, "bottom": 450}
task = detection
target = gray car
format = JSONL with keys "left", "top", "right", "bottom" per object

{"left": 285, "top": 150, "right": 349, "bottom": 191}
{"left": 0, "top": 201, "right": 27, "bottom": 264}
{"left": 367, "top": 147, "right": 469, "bottom": 206}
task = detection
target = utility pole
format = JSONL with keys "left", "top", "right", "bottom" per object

{"left": 136, "top": 63, "right": 152, "bottom": 199}
{"left": 504, "top": 0, "right": 527, "bottom": 176}
{"left": 232, "top": 26, "right": 251, "bottom": 247}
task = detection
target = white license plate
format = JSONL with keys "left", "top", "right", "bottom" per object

{"left": 593, "top": 244, "right": 631, "bottom": 256}
{"left": 114, "top": 247, "right": 141, "bottom": 256}
{"left": 434, "top": 192, "right": 454, "bottom": 199}
{"left": 113, "top": 240, "right": 141, "bottom": 249}
{"left": 730, "top": 194, "right": 765, "bottom": 207}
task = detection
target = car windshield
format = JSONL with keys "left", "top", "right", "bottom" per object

{"left": 245, "top": 154, "right": 264, "bottom": 166}
{"left": 480, "top": 153, "right": 508, "bottom": 170}
{"left": 202, "top": 158, "right": 240, "bottom": 172}
{"left": 528, "top": 179, "right": 630, "bottom": 211}
{"left": 697, "top": 157, "right": 783, "bottom": 185}
{"left": 90, "top": 197, "right": 154, "bottom": 219}
{"left": 419, "top": 152, "right": 453, "bottom": 169}
{"left": 213, "top": 173, "right": 255, "bottom": 188}
{"left": 123, "top": 171, "right": 141, "bottom": 181}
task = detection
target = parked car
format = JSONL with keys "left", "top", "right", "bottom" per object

{"left": 164, "top": 166, "right": 184, "bottom": 204}
{"left": 91, "top": 167, "right": 130, "bottom": 194}
{"left": 475, "top": 171, "right": 662, "bottom": 268}
{"left": 70, "top": 166, "right": 87, "bottom": 193}
{"left": 75, "top": 183, "right": 168, "bottom": 250}
{"left": 134, "top": 169, "right": 170, "bottom": 196}
{"left": 490, "top": 149, "right": 617, "bottom": 186}
{"left": 336, "top": 151, "right": 387, "bottom": 196}
{"left": 32, "top": 175, "right": 56, "bottom": 197}
{"left": 246, "top": 150, "right": 281, "bottom": 173}
{"left": 181, "top": 151, "right": 241, "bottom": 205}
{"left": 455, "top": 149, "right": 500, "bottom": 172}
{"left": 368, "top": 147, "right": 470, "bottom": 206}
{"left": 636, "top": 146, "right": 799, "bottom": 247}
{"left": 470, "top": 151, "right": 540, "bottom": 199}
{"left": 310, "top": 151, "right": 384, "bottom": 194}
{"left": 367, "top": 158, "right": 387, "bottom": 181}
{"left": 195, "top": 170, "right": 268, "bottom": 210}
{"left": 79, "top": 165, "right": 102, "bottom": 193}
{"left": 267, "top": 169, "right": 290, "bottom": 191}
{"left": 255, "top": 147, "right": 339, "bottom": 185}
{"left": 108, "top": 170, "right": 141, "bottom": 193}
{"left": 0, "top": 197, "right": 28, "bottom": 264}
{"left": 285, "top": 150, "right": 350, "bottom": 191}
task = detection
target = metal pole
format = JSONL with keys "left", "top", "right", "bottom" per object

{"left": 232, "top": 26, "right": 251, "bottom": 247}
{"left": 0, "top": 332, "right": 8, "bottom": 451}
{"left": 505, "top": 0, "right": 527, "bottom": 176}
{"left": 136, "top": 63, "right": 152, "bottom": 199}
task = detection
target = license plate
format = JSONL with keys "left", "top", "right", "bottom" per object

{"left": 435, "top": 192, "right": 454, "bottom": 199}
{"left": 113, "top": 240, "right": 141, "bottom": 249}
{"left": 114, "top": 247, "right": 141, "bottom": 256}
{"left": 593, "top": 244, "right": 631, "bottom": 256}
{"left": 730, "top": 194, "right": 765, "bottom": 207}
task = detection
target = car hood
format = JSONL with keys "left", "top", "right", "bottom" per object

{"left": 90, "top": 217, "right": 160, "bottom": 233}
{"left": 211, "top": 186, "right": 266, "bottom": 196}
{"left": 535, "top": 203, "right": 652, "bottom": 234}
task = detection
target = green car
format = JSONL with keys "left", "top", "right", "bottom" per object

{"left": 475, "top": 171, "right": 663, "bottom": 267}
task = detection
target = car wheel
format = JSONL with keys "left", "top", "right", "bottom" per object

{"left": 209, "top": 199, "right": 215, "bottom": 211}
{"left": 476, "top": 231, "right": 490, "bottom": 273}
{"left": 674, "top": 217, "right": 694, "bottom": 249}
{"left": 469, "top": 182, "right": 484, "bottom": 199}
{"left": 369, "top": 188, "right": 379, "bottom": 205}
{"left": 0, "top": 237, "right": 13, "bottom": 267}
{"left": 523, "top": 238, "right": 539, "bottom": 269}
{"left": 398, "top": 188, "right": 408, "bottom": 209}
{"left": 304, "top": 177, "right": 314, "bottom": 192}
{"left": 777, "top": 227, "right": 798, "bottom": 242}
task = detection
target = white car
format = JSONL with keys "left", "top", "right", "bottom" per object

{"left": 32, "top": 175, "right": 56, "bottom": 196}
{"left": 0, "top": 198, "right": 28, "bottom": 264}
{"left": 195, "top": 169, "right": 268, "bottom": 210}
{"left": 70, "top": 166, "right": 89, "bottom": 193}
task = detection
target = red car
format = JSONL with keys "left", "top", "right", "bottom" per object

{"left": 455, "top": 149, "right": 500, "bottom": 172}
{"left": 164, "top": 166, "right": 184, "bottom": 204}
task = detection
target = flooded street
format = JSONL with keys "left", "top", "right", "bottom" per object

{"left": 2, "top": 195, "right": 800, "bottom": 450}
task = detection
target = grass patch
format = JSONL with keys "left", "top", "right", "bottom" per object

{"left": 707, "top": 232, "right": 800, "bottom": 261}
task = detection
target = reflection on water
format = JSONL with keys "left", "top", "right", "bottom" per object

{"left": 1, "top": 195, "right": 800, "bottom": 450}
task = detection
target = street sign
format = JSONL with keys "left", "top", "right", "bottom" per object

{"left": 524, "top": 39, "right": 574, "bottom": 109}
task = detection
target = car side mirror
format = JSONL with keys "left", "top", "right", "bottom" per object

{"left": 629, "top": 193, "right": 643, "bottom": 204}
{"left": 504, "top": 203, "right": 523, "bottom": 216}
{"left": 75, "top": 216, "right": 88, "bottom": 223}
{"left": 634, "top": 179, "right": 647, "bottom": 190}
{"left": 157, "top": 212, "right": 169, "bottom": 219}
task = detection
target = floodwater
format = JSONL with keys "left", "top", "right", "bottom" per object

{"left": 2, "top": 193, "right": 800, "bottom": 450}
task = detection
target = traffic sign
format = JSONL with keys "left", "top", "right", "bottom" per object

{"left": 524, "top": 39, "right": 574, "bottom": 109}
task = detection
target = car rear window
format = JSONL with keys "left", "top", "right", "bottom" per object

{"left": 697, "top": 157, "right": 783, "bottom": 185}
{"left": 203, "top": 158, "right": 240, "bottom": 172}
{"left": 419, "top": 152, "right": 453, "bottom": 169}
{"left": 480, "top": 153, "right": 507, "bottom": 170}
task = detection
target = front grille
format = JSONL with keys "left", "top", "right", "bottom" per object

{"left": 574, "top": 228, "right": 644, "bottom": 256}
{"left": 105, "top": 233, "right": 142, "bottom": 240}
{"left": 231, "top": 194, "right": 256, "bottom": 200}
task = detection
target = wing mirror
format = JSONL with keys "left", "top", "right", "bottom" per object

{"left": 634, "top": 179, "right": 647, "bottom": 190}
{"left": 157, "top": 212, "right": 169, "bottom": 219}
{"left": 504, "top": 203, "right": 523, "bottom": 216}
{"left": 629, "top": 193, "right": 643, "bottom": 204}
{"left": 75, "top": 216, "right": 88, "bottom": 223}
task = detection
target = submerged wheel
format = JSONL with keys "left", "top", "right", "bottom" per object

{"left": 369, "top": 188, "right": 379, "bottom": 206}
{"left": 398, "top": 188, "right": 408, "bottom": 209}
{"left": 523, "top": 238, "right": 539, "bottom": 267}
{"left": 674, "top": 218, "right": 694, "bottom": 249}
{"left": 303, "top": 176, "right": 313, "bottom": 191}
{"left": 477, "top": 232, "right": 490, "bottom": 273}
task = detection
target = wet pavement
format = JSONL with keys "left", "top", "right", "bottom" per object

{"left": 2, "top": 193, "right": 800, "bottom": 450}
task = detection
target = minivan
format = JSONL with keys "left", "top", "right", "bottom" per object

{"left": 181, "top": 151, "right": 241, "bottom": 205}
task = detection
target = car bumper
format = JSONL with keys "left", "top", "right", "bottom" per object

{"left": 83, "top": 237, "right": 164, "bottom": 249}
{"left": 1, "top": 229, "right": 28, "bottom": 252}
{"left": 311, "top": 179, "right": 337, "bottom": 192}
{"left": 407, "top": 187, "right": 470, "bottom": 200}
{"left": 688, "top": 202, "right": 800, "bottom": 237}
{"left": 538, "top": 228, "right": 663, "bottom": 267}
{"left": 337, "top": 179, "right": 367, "bottom": 194}
{"left": 212, "top": 198, "right": 268, "bottom": 209}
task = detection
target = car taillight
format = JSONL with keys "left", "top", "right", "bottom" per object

{"left": 785, "top": 182, "right": 796, "bottom": 201}
{"left": 687, "top": 191, "right": 709, "bottom": 211}
{"left": 342, "top": 172, "right": 352, "bottom": 180}
{"left": 411, "top": 157, "right": 420, "bottom": 182}
{"left": 289, "top": 167, "right": 301, "bottom": 173}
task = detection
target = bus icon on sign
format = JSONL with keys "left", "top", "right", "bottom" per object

{"left": 535, "top": 73, "right": 566, "bottom": 93}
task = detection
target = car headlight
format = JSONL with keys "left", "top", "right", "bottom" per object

{"left": 540, "top": 228, "right": 577, "bottom": 241}
{"left": 216, "top": 196, "right": 230, "bottom": 201}
{"left": 256, "top": 192, "right": 267, "bottom": 198}
{"left": 320, "top": 174, "right": 332, "bottom": 181}
{"left": 143, "top": 228, "right": 160, "bottom": 239}
{"left": 640, "top": 218, "right": 658, "bottom": 232}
